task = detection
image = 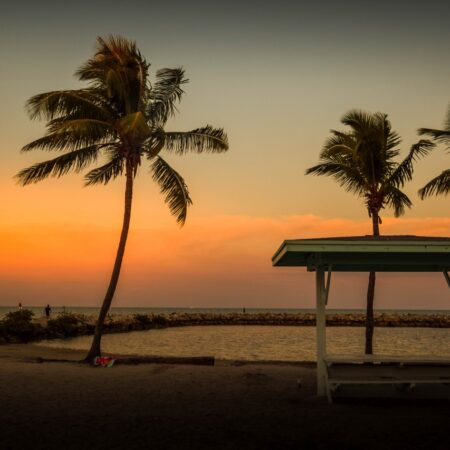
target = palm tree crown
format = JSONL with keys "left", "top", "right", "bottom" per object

{"left": 418, "top": 105, "right": 450, "bottom": 199}
{"left": 306, "top": 110, "right": 434, "bottom": 231}
{"left": 17, "top": 35, "right": 228, "bottom": 224}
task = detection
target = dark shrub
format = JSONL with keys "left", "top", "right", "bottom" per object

{"left": 152, "top": 314, "right": 168, "bottom": 326}
{"left": 2, "top": 309, "right": 43, "bottom": 342}
{"left": 133, "top": 314, "right": 152, "bottom": 326}
{"left": 0, "top": 321, "right": 6, "bottom": 342}
{"left": 47, "top": 312, "right": 85, "bottom": 338}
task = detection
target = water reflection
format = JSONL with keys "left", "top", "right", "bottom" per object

{"left": 34, "top": 326, "right": 450, "bottom": 361}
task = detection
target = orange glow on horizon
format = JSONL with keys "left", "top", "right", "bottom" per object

{"left": 1, "top": 215, "right": 449, "bottom": 309}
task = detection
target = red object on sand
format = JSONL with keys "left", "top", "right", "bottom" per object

{"left": 94, "top": 356, "right": 115, "bottom": 367}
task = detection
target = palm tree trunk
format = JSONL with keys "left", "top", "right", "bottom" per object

{"left": 365, "top": 212, "right": 380, "bottom": 354}
{"left": 84, "top": 161, "right": 134, "bottom": 363}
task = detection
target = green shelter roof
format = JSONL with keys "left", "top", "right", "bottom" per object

{"left": 272, "top": 235, "right": 450, "bottom": 272}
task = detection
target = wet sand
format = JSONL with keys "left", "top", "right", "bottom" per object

{"left": 0, "top": 344, "right": 449, "bottom": 450}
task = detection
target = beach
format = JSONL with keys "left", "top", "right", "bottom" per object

{"left": 1, "top": 344, "right": 449, "bottom": 450}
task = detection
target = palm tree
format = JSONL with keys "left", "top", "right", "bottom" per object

{"left": 306, "top": 110, "right": 434, "bottom": 354}
{"left": 418, "top": 105, "right": 450, "bottom": 198}
{"left": 16, "top": 36, "right": 229, "bottom": 362}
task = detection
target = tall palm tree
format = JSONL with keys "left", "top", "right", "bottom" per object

{"left": 306, "top": 110, "right": 434, "bottom": 354}
{"left": 418, "top": 105, "right": 450, "bottom": 198}
{"left": 16, "top": 36, "right": 229, "bottom": 362}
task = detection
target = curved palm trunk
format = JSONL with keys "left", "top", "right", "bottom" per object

{"left": 365, "top": 212, "right": 380, "bottom": 354}
{"left": 84, "top": 162, "right": 134, "bottom": 363}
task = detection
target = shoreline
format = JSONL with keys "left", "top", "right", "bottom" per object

{"left": 1, "top": 343, "right": 449, "bottom": 450}
{"left": 0, "top": 343, "right": 317, "bottom": 367}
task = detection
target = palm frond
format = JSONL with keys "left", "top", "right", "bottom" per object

{"left": 47, "top": 118, "right": 113, "bottom": 135}
{"left": 142, "top": 130, "right": 165, "bottom": 157}
{"left": 21, "top": 132, "right": 97, "bottom": 153}
{"left": 22, "top": 120, "right": 114, "bottom": 153}
{"left": 77, "top": 35, "right": 142, "bottom": 81}
{"left": 341, "top": 109, "right": 381, "bottom": 135}
{"left": 418, "top": 127, "right": 450, "bottom": 147}
{"left": 305, "top": 161, "right": 368, "bottom": 195}
{"left": 76, "top": 35, "right": 149, "bottom": 113}
{"left": 418, "top": 105, "right": 450, "bottom": 149}
{"left": 26, "top": 89, "right": 114, "bottom": 121}
{"left": 383, "top": 185, "right": 412, "bottom": 217}
{"left": 150, "top": 156, "right": 192, "bottom": 225}
{"left": 104, "top": 67, "right": 128, "bottom": 105}
{"left": 385, "top": 130, "right": 402, "bottom": 151}
{"left": 376, "top": 112, "right": 402, "bottom": 151}
{"left": 84, "top": 154, "right": 124, "bottom": 185}
{"left": 387, "top": 140, "right": 435, "bottom": 188}
{"left": 164, "top": 126, "right": 229, "bottom": 154}
{"left": 418, "top": 169, "right": 450, "bottom": 199}
{"left": 322, "top": 130, "right": 356, "bottom": 157}
{"left": 148, "top": 68, "right": 188, "bottom": 125}
{"left": 16, "top": 145, "right": 102, "bottom": 185}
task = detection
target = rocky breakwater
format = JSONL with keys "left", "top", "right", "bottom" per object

{"left": 102, "top": 311, "right": 450, "bottom": 333}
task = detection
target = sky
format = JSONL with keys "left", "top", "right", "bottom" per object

{"left": 0, "top": 0, "right": 449, "bottom": 309}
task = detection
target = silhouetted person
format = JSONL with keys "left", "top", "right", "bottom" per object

{"left": 45, "top": 304, "right": 51, "bottom": 319}
{"left": 18, "top": 302, "right": 23, "bottom": 310}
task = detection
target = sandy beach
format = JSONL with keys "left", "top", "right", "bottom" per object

{"left": 0, "top": 344, "right": 449, "bottom": 450}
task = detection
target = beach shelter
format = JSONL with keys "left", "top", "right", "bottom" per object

{"left": 272, "top": 236, "right": 450, "bottom": 400}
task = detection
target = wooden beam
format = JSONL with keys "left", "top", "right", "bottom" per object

{"left": 444, "top": 271, "right": 450, "bottom": 289}
{"left": 115, "top": 356, "right": 215, "bottom": 366}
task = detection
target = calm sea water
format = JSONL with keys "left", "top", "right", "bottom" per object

{"left": 34, "top": 325, "right": 450, "bottom": 362}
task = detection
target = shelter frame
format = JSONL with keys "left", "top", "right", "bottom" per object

{"left": 272, "top": 236, "right": 450, "bottom": 397}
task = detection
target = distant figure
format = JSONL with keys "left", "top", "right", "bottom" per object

{"left": 243, "top": 307, "right": 246, "bottom": 313}
{"left": 18, "top": 302, "right": 23, "bottom": 310}
{"left": 45, "top": 304, "right": 51, "bottom": 319}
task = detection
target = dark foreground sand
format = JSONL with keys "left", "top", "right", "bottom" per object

{"left": 0, "top": 344, "right": 449, "bottom": 450}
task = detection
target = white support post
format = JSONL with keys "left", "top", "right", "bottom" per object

{"left": 316, "top": 267, "right": 327, "bottom": 397}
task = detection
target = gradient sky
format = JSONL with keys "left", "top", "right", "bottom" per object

{"left": 0, "top": 0, "right": 449, "bottom": 309}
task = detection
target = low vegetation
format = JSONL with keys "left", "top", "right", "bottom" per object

{"left": 46, "top": 312, "right": 92, "bottom": 338}
{"left": 0, "top": 310, "right": 44, "bottom": 343}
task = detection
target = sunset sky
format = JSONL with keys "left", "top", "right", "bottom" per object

{"left": 1, "top": 0, "right": 449, "bottom": 309}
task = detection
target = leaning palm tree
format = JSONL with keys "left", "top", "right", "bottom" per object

{"left": 16, "top": 36, "right": 228, "bottom": 362}
{"left": 418, "top": 105, "right": 450, "bottom": 198}
{"left": 306, "top": 110, "right": 434, "bottom": 354}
